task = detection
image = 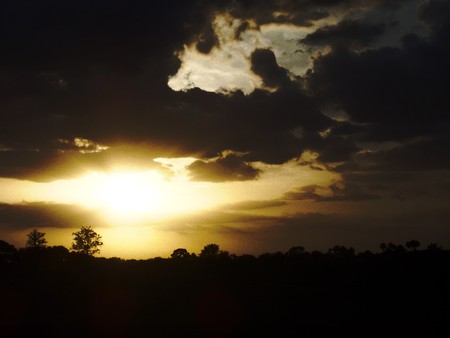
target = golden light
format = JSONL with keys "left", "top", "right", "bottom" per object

{"left": 0, "top": 157, "right": 342, "bottom": 258}
{"left": 2, "top": 157, "right": 340, "bottom": 222}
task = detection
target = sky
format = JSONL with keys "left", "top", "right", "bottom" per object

{"left": 1, "top": 0, "right": 449, "bottom": 258}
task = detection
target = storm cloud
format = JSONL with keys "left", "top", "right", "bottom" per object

{"left": 0, "top": 1, "right": 445, "bottom": 180}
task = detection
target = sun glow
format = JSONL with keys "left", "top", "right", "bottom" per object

{"left": 0, "top": 157, "right": 340, "bottom": 237}
{"left": 84, "top": 169, "right": 228, "bottom": 222}
{"left": 71, "top": 159, "right": 244, "bottom": 223}
{"left": 96, "top": 171, "right": 167, "bottom": 215}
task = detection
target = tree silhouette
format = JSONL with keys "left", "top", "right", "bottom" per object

{"left": 0, "top": 240, "right": 17, "bottom": 255}
{"left": 26, "top": 229, "right": 48, "bottom": 248}
{"left": 405, "top": 240, "right": 420, "bottom": 252}
{"left": 286, "top": 246, "right": 306, "bottom": 256}
{"left": 199, "top": 243, "right": 220, "bottom": 258}
{"left": 328, "top": 245, "right": 355, "bottom": 257}
{"left": 388, "top": 242, "right": 405, "bottom": 253}
{"left": 0, "top": 240, "right": 17, "bottom": 264}
{"left": 380, "top": 242, "right": 406, "bottom": 253}
{"left": 171, "top": 248, "right": 190, "bottom": 259}
{"left": 427, "top": 243, "right": 442, "bottom": 251}
{"left": 71, "top": 226, "right": 103, "bottom": 255}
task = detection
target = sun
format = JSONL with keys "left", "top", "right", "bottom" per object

{"left": 96, "top": 171, "right": 168, "bottom": 216}
{"left": 88, "top": 167, "right": 227, "bottom": 221}
{"left": 42, "top": 165, "right": 230, "bottom": 224}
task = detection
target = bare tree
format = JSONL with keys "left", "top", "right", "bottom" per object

{"left": 71, "top": 226, "right": 103, "bottom": 256}
{"left": 26, "top": 229, "right": 48, "bottom": 248}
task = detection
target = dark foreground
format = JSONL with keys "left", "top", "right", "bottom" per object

{"left": 1, "top": 248, "right": 450, "bottom": 338}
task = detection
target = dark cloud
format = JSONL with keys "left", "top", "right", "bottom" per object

{"left": 0, "top": 145, "right": 170, "bottom": 182}
{"left": 1, "top": 0, "right": 340, "bottom": 181}
{"left": 306, "top": 30, "right": 450, "bottom": 144}
{"left": 0, "top": 202, "right": 104, "bottom": 231}
{"left": 224, "top": 0, "right": 330, "bottom": 27}
{"left": 302, "top": 0, "right": 450, "bottom": 195}
{"left": 329, "top": 121, "right": 368, "bottom": 137}
{"left": 0, "top": 0, "right": 449, "bottom": 191}
{"left": 0, "top": 75, "right": 332, "bottom": 179}
{"left": 343, "top": 174, "right": 418, "bottom": 201}
{"left": 284, "top": 183, "right": 378, "bottom": 202}
{"left": 301, "top": 20, "right": 386, "bottom": 49}
{"left": 355, "top": 136, "right": 450, "bottom": 171}
{"left": 235, "top": 21, "right": 251, "bottom": 40}
{"left": 222, "top": 200, "right": 287, "bottom": 211}
{"left": 418, "top": 0, "right": 450, "bottom": 40}
{"left": 163, "top": 209, "right": 281, "bottom": 238}
{"left": 284, "top": 185, "right": 322, "bottom": 201}
{"left": 251, "top": 49, "right": 293, "bottom": 88}
{"left": 195, "top": 23, "right": 220, "bottom": 54}
{"left": 302, "top": 132, "right": 359, "bottom": 163}
{"left": 224, "top": 0, "right": 407, "bottom": 27}
{"left": 187, "top": 153, "right": 261, "bottom": 182}
{"left": 341, "top": 171, "right": 413, "bottom": 188}
{"left": 333, "top": 150, "right": 450, "bottom": 202}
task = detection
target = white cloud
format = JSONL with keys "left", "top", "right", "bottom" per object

{"left": 168, "top": 13, "right": 333, "bottom": 94}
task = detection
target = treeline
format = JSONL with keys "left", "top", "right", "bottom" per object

{"left": 0, "top": 236, "right": 446, "bottom": 263}
{"left": 0, "top": 236, "right": 446, "bottom": 265}
{"left": 0, "top": 225, "right": 445, "bottom": 263}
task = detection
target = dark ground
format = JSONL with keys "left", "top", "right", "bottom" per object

{"left": 1, "top": 246, "right": 450, "bottom": 338}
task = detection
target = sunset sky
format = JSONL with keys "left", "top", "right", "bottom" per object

{"left": 1, "top": 0, "right": 449, "bottom": 258}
